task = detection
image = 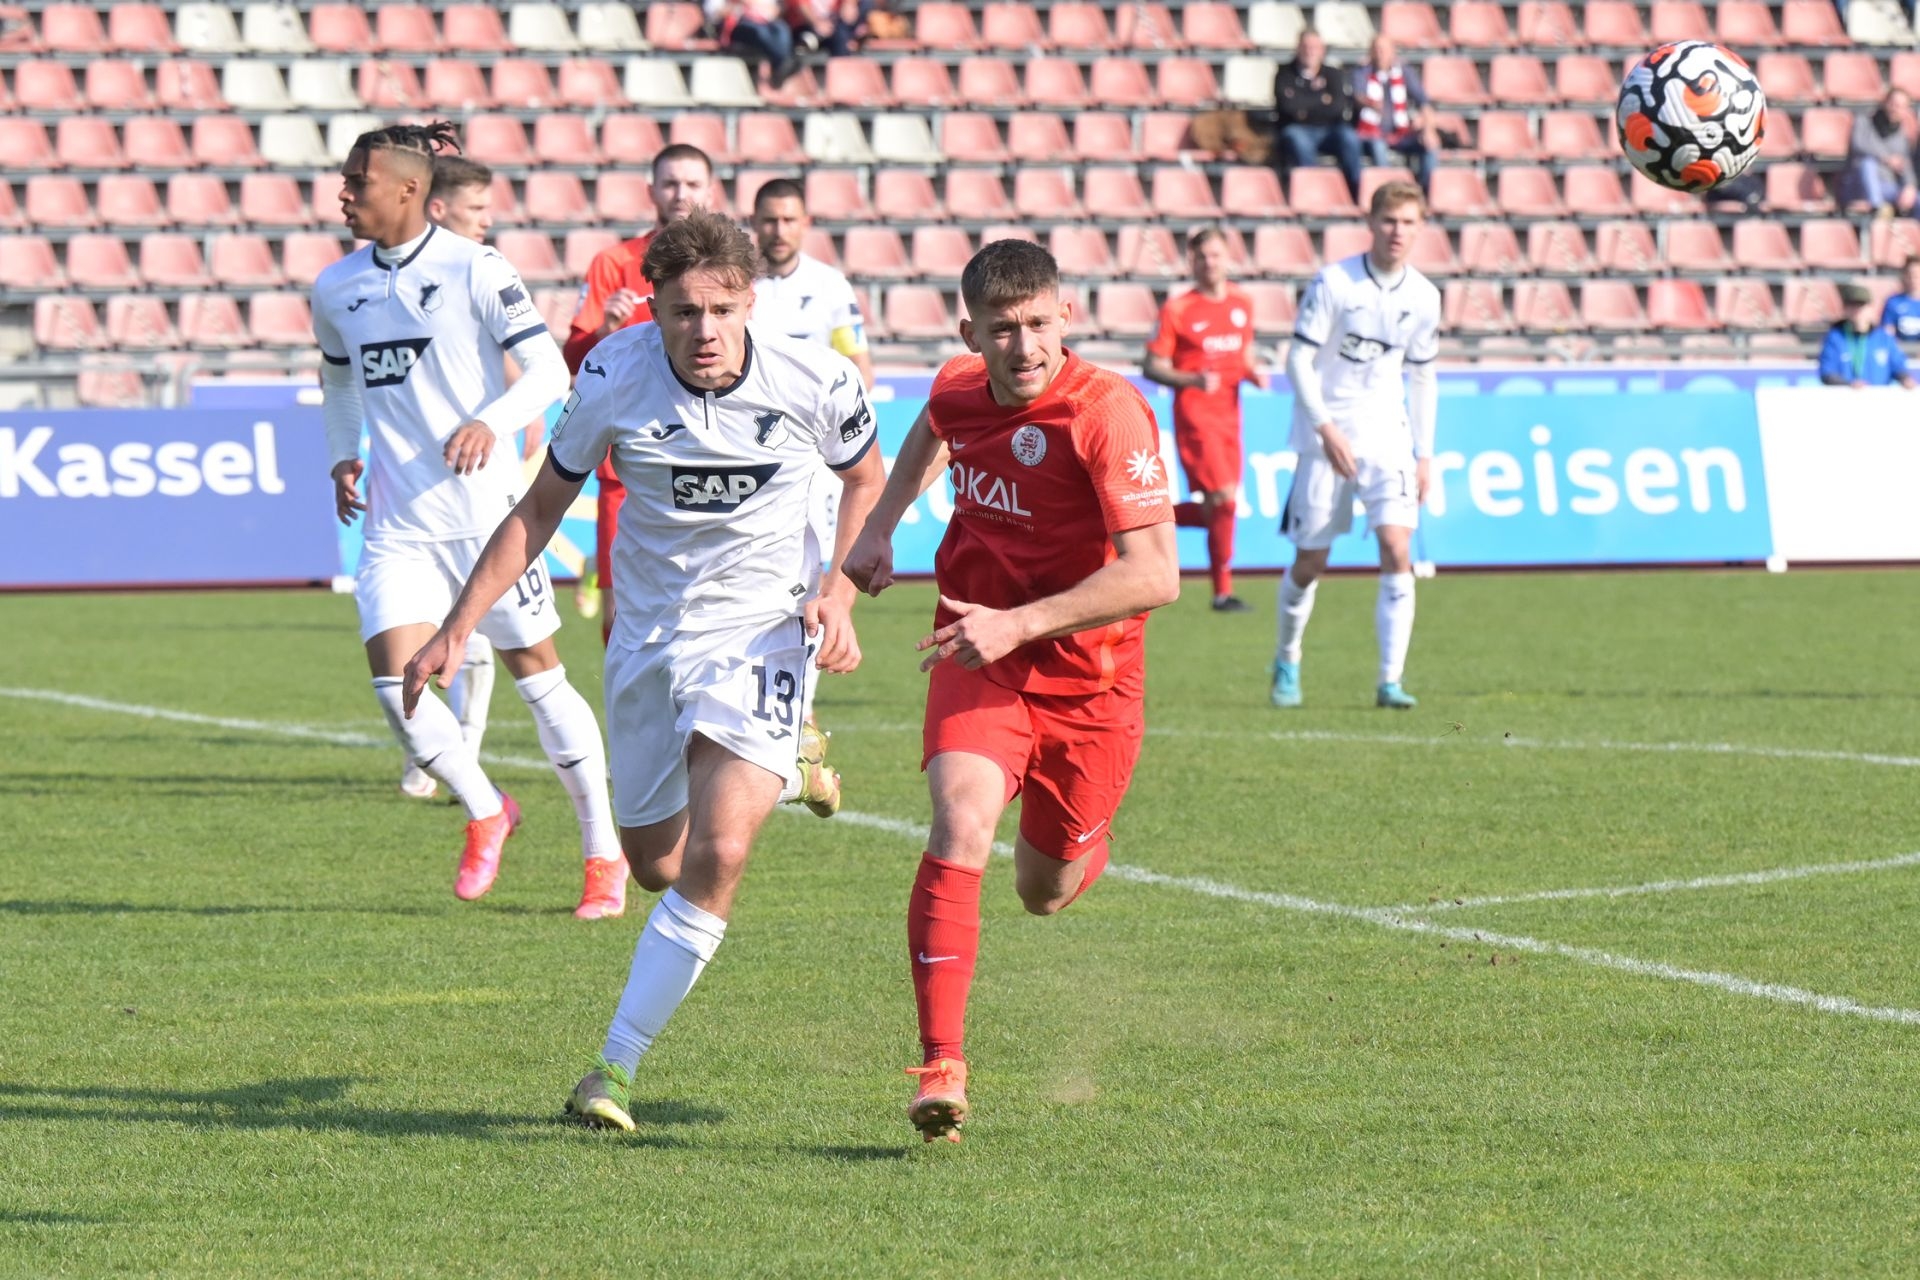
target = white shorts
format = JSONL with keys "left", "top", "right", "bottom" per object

{"left": 603, "top": 615, "right": 816, "bottom": 827}
{"left": 1282, "top": 453, "right": 1421, "bottom": 551}
{"left": 355, "top": 535, "right": 562, "bottom": 650}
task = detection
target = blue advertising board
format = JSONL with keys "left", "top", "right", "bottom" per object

{"left": 0, "top": 408, "right": 338, "bottom": 588}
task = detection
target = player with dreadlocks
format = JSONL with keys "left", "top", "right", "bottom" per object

{"left": 312, "top": 122, "right": 628, "bottom": 918}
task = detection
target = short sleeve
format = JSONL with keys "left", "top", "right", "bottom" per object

{"left": 827, "top": 275, "right": 869, "bottom": 357}
{"left": 469, "top": 249, "right": 548, "bottom": 352}
{"left": 544, "top": 359, "right": 617, "bottom": 482}
{"left": 1145, "top": 299, "right": 1178, "bottom": 358}
{"left": 1074, "top": 382, "right": 1174, "bottom": 535}
{"left": 1407, "top": 292, "right": 1440, "bottom": 364}
{"left": 311, "top": 290, "right": 349, "bottom": 365}
{"left": 815, "top": 354, "right": 877, "bottom": 471}
{"left": 1294, "top": 272, "right": 1337, "bottom": 348}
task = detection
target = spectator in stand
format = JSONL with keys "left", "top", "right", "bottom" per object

{"left": 1273, "top": 29, "right": 1362, "bottom": 202}
{"left": 707, "top": 0, "right": 800, "bottom": 88}
{"left": 787, "top": 0, "right": 869, "bottom": 56}
{"left": 1821, "top": 283, "right": 1917, "bottom": 388}
{"left": 1841, "top": 89, "right": 1918, "bottom": 217}
{"left": 1351, "top": 35, "right": 1440, "bottom": 195}
{"left": 1879, "top": 256, "right": 1920, "bottom": 347}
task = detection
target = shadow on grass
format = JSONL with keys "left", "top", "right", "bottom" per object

{"left": 0, "top": 1077, "right": 722, "bottom": 1143}
{"left": 0, "top": 900, "right": 443, "bottom": 919}
{"left": 808, "top": 1144, "right": 910, "bottom": 1162}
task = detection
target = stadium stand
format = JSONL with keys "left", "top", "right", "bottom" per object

{"left": 1, "top": 0, "right": 1917, "bottom": 402}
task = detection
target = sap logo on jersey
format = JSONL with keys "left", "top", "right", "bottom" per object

{"left": 671, "top": 463, "right": 781, "bottom": 512}
{"left": 361, "top": 338, "right": 432, "bottom": 387}
{"left": 0, "top": 422, "right": 288, "bottom": 500}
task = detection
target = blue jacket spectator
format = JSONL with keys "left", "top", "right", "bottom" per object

{"left": 1822, "top": 283, "right": 1917, "bottom": 387}
{"left": 1878, "top": 258, "right": 1920, "bottom": 343}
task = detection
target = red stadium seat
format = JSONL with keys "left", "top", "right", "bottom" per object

{"left": 167, "top": 173, "right": 237, "bottom": 228}
{"left": 914, "top": 3, "right": 981, "bottom": 50}
{"left": 84, "top": 59, "right": 154, "bottom": 110}
{"left": 1562, "top": 166, "right": 1633, "bottom": 217}
{"left": 891, "top": 57, "right": 958, "bottom": 108}
{"left": 1288, "top": 169, "right": 1361, "bottom": 217}
{"left": 495, "top": 229, "right": 566, "bottom": 283}
{"left": 425, "top": 59, "right": 492, "bottom": 110}
{"left": 593, "top": 171, "right": 653, "bottom": 224}
{"left": 179, "top": 293, "right": 249, "bottom": 347}
{"left": 248, "top": 292, "right": 313, "bottom": 346}
{"left": 492, "top": 59, "right": 557, "bottom": 109}
{"left": 1322, "top": 222, "right": 1372, "bottom": 263}
{"left": 884, "top": 285, "right": 953, "bottom": 339}
{"left": 524, "top": 172, "right": 592, "bottom": 225}
{"left": 805, "top": 169, "right": 875, "bottom": 221}
{"left": 53, "top": 118, "right": 126, "bottom": 172}
{"left": 1381, "top": 2, "right": 1447, "bottom": 49}
{"left": 1089, "top": 58, "right": 1155, "bottom": 109}
{"left": 1431, "top": 168, "right": 1499, "bottom": 218}
{"left": 1221, "top": 166, "right": 1287, "bottom": 218}
{"left": 190, "top": 116, "right": 264, "bottom": 169}
{"left": 1781, "top": 0, "right": 1850, "bottom": 46}
{"left": 1182, "top": 3, "right": 1251, "bottom": 51}
{"left": 358, "top": 59, "right": 425, "bottom": 109}
{"left": 1475, "top": 113, "right": 1540, "bottom": 161}
{"left": 557, "top": 58, "right": 625, "bottom": 109}
{"left": 1457, "top": 222, "right": 1523, "bottom": 275}
{"left": 70, "top": 362, "right": 141, "bottom": 407}
{"left": 1082, "top": 167, "right": 1151, "bottom": 220}
{"left": 725, "top": 170, "right": 778, "bottom": 220}
{"left": 310, "top": 3, "right": 375, "bottom": 52}
{"left": 43, "top": 3, "right": 107, "bottom": 52}
{"left": 0, "top": 181, "right": 24, "bottom": 231}
{"left": 535, "top": 115, "right": 602, "bottom": 167}
{"left": 1800, "top": 219, "right": 1863, "bottom": 270}
{"left": 1117, "top": 224, "right": 1186, "bottom": 278}
{"left": 1139, "top": 113, "right": 1197, "bottom": 161}
{"left": 35, "top": 296, "right": 106, "bottom": 350}
{"left": 1595, "top": 220, "right": 1659, "bottom": 272}
{"left": 601, "top": 115, "right": 664, "bottom": 166}
{"left": 1540, "top": 112, "right": 1609, "bottom": 160}
{"left": 1513, "top": 281, "right": 1579, "bottom": 332}
{"left": 1629, "top": 172, "right": 1700, "bottom": 216}
{"left": 310, "top": 173, "right": 345, "bottom": 224}
{"left": 980, "top": 2, "right": 1046, "bottom": 51}
{"left": 1253, "top": 224, "right": 1318, "bottom": 277}
{"left": 1411, "top": 224, "right": 1462, "bottom": 276}
{"left": 1716, "top": 1, "right": 1783, "bottom": 46}
{"left": 1240, "top": 281, "right": 1298, "bottom": 334}
{"left": 0, "top": 119, "right": 55, "bottom": 170}
{"left": 1755, "top": 54, "right": 1819, "bottom": 105}
{"left": 1555, "top": 55, "right": 1618, "bottom": 107}
{"left": 1730, "top": 220, "right": 1801, "bottom": 271}
{"left": 1824, "top": 53, "right": 1886, "bottom": 106}
{"left": 1516, "top": 3, "right": 1580, "bottom": 48}
{"left": 1155, "top": 59, "right": 1221, "bottom": 108}
{"left": 1526, "top": 222, "right": 1595, "bottom": 274}
{"left": 1488, "top": 54, "right": 1555, "bottom": 106}
{"left": 1782, "top": 279, "right": 1842, "bottom": 327}
{"left": 957, "top": 58, "right": 1025, "bottom": 108}
{"left": 667, "top": 113, "right": 729, "bottom": 165}
{"left": 560, "top": 228, "right": 617, "bottom": 277}
{"left": 238, "top": 173, "right": 308, "bottom": 227}
{"left": 1663, "top": 221, "right": 1732, "bottom": 272}
{"left": 1026, "top": 58, "right": 1091, "bottom": 109}
{"left": 1071, "top": 113, "right": 1139, "bottom": 162}
{"left": 1583, "top": 0, "right": 1648, "bottom": 45}
{"left": 1419, "top": 56, "right": 1490, "bottom": 106}
{"left": 0, "top": 234, "right": 62, "bottom": 290}
{"left": 843, "top": 226, "right": 913, "bottom": 279}
{"left": 1579, "top": 280, "right": 1647, "bottom": 330}
{"left": 156, "top": 60, "right": 223, "bottom": 110}
{"left": 912, "top": 226, "right": 975, "bottom": 278}
{"left": 17, "top": 59, "right": 82, "bottom": 110}
{"left": 106, "top": 295, "right": 181, "bottom": 349}
{"left": 1004, "top": 113, "right": 1072, "bottom": 163}
{"left": 1450, "top": 2, "right": 1514, "bottom": 48}
{"left": 109, "top": 4, "right": 179, "bottom": 52}
{"left": 1759, "top": 110, "right": 1799, "bottom": 161}
{"left": 374, "top": 4, "right": 443, "bottom": 54}
{"left": 283, "top": 233, "right": 348, "bottom": 287}
{"left": 443, "top": 3, "right": 511, "bottom": 52}
{"left": 1094, "top": 283, "right": 1159, "bottom": 337}
{"left": 208, "top": 232, "right": 285, "bottom": 287}
{"left": 1649, "top": 1, "right": 1712, "bottom": 42}
{"left": 1647, "top": 279, "right": 1715, "bottom": 330}
{"left": 644, "top": 3, "right": 710, "bottom": 50}
{"left": 1762, "top": 163, "right": 1834, "bottom": 213}
{"left": 1115, "top": 2, "right": 1179, "bottom": 52}
{"left": 1716, "top": 280, "right": 1785, "bottom": 330}
{"left": 1014, "top": 167, "right": 1083, "bottom": 219}
{"left": 26, "top": 175, "right": 100, "bottom": 228}
{"left": 1048, "top": 2, "right": 1114, "bottom": 50}
{"left": 739, "top": 113, "right": 804, "bottom": 165}
{"left": 138, "top": 233, "right": 211, "bottom": 288}
{"left": 1798, "top": 108, "right": 1852, "bottom": 160}
{"left": 463, "top": 116, "right": 532, "bottom": 167}
{"left": 875, "top": 170, "right": 944, "bottom": 222}
{"left": 943, "top": 114, "right": 1010, "bottom": 164}
{"left": 824, "top": 57, "right": 893, "bottom": 108}
{"left": 1150, "top": 168, "right": 1220, "bottom": 219}
{"left": 1049, "top": 225, "right": 1115, "bottom": 277}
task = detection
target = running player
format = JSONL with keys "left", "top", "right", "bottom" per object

{"left": 841, "top": 240, "right": 1181, "bottom": 1144}
{"left": 562, "top": 144, "right": 714, "bottom": 638}
{"left": 400, "top": 210, "right": 886, "bottom": 1131}
{"left": 1270, "top": 180, "right": 1440, "bottom": 711}
{"left": 313, "top": 122, "right": 627, "bottom": 919}
{"left": 1142, "top": 226, "right": 1267, "bottom": 613}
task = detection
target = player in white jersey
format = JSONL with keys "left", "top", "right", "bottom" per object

{"left": 400, "top": 211, "right": 886, "bottom": 1132}
{"left": 313, "top": 122, "right": 627, "bottom": 919}
{"left": 1270, "top": 180, "right": 1441, "bottom": 710}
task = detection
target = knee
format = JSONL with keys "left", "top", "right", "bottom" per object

{"left": 1018, "top": 887, "right": 1068, "bottom": 917}
{"left": 631, "top": 860, "right": 676, "bottom": 893}
{"left": 927, "top": 814, "right": 998, "bottom": 866}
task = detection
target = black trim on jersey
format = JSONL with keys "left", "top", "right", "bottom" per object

{"left": 828, "top": 430, "right": 877, "bottom": 472}
{"left": 547, "top": 450, "right": 593, "bottom": 485}
{"left": 1361, "top": 255, "right": 1408, "bottom": 292}
{"left": 321, "top": 350, "right": 350, "bottom": 365}
{"left": 669, "top": 333, "right": 755, "bottom": 399}
{"left": 1291, "top": 332, "right": 1322, "bottom": 348}
{"left": 373, "top": 225, "right": 436, "bottom": 273}
{"left": 1405, "top": 354, "right": 1436, "bottom": 365}
{"left": 502, "top": 323, "right": 549, "bottom": 351}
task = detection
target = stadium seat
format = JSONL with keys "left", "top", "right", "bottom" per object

{"left": 875, "top": 170, "right": 943, "bottom": 222}
{"left": 82, "top": 60, "right": 153, "bottom": 111}
{"left": 1730, "top": 220, "right": 1801, "bottom": 271}
{"left": 1526, "top": 222, "right": 1595, "bottom": 274}
{"left": 248, "top": 292, "right": 312, "bottom": 345}
{"left": 157, "top": 59, "right": 224, "bottom": 110}
{"left": 1409, "top": 223, "right": 1462, "bottom": 276}
{"left": 1117, "top": 224, "right": 1186, "bottom": 277}
{"left": 1092, "top": 282, "right": 1156, "bottom": 337}
{"left": 980, "top": 224, "right": 1041, "bottom": 248}
{"left": 310, "top": 172, "right": 345, "bottom": 224}
{"left": 494, "top": 229, "right": 565, "bottom": 283}
{"left": 1512, "top": 280, "right": 1579, "bottom": 332}
{"left": 238, "top": 173, "right": 308, "bottom": 227}
{"left": 1582, "top": 1, "right": 1649, "bottom": 45}
{"left": 884, "top": 285, "right": 953, "bottom": 339}
{"left": 1241, "top": 280, "right": 1298, "bottom": 334}
{"left": 1156, "top": 59, "right": 1222, "bottom": 108}
{"left": 1782, "top": 278, "right": 1843, "bottom": 327}
{"left": 690, "top": 57, "right": 761, "bottom": 108}
{"left": 524, "top": 172, "right": 592, "bottom": 225}
{"left": 109, "top": 4, "right": 179, "bottom": 52}
{"left": 644, "top": 2, "right": 709, "bottom": 49}
{"left": 1663, "top": 222, "right": 1732, "bottom": 272}
{"left": 0, "top": 234, "right": 62, "bottom": 290}
{"left": 1798, "top": 108, "right": 1852, "bottom": 160}
{"left": 16, "top": 60, "right": 82, "bottom": 111}
{"left": 1221, "top": 166, "right": 1288, "bottom": 218}
{"left": 175, "top": 2, "right": 243, "bottom": 52}
{"left": 1759, "top": 110, "right": 1801, "bottom": 162}
{"left": 594, "top": 171, "right": 654, "bottom": 224}
{"left": 286, "top": 63, "right": 362, "bottom": 115}
{"left": 891, "top": 58, "right": 958, "bottom": 109}
{"left": 804, "top": 113, "right": 875, "bottom": 164}
{"left": 1626, "top": 172, "right": 1698, "bottom": 217}
{"left": 35, "top": 296, "right": 106, "bottom": 350}
{"left": 255, "top": 115, "right": 329, "bottom": 169}
{"left": 843, "top": 226, "right": 914, "bottom": 279}
{"left": 208, "top": 232, "right": 285, "bottom": 287}
{"left": 1595, "top": 220, "right": 1659, "bottom": 273}
{"left": 1183, "top": 2, "right": 1252, "bottom": 51}
{"left": 281, "top": 233, "right": 347, "bottom": 286}
{"left": 43, "top": 3, "right": 107, "bottom": 52}
{"left": 1516, "top": 2, "right": 1581, "bottom": 48}
{"left": 492, "top": 59, "right": 558, "bottom": 110}
{"left": 106, "top": 295, "right": 181, "bottom": 349}
{"left": 1578, "top": 280, "right": 1647, "bottom": 330}
{"left": 1763, "top": 163, "right": 1835, "bottom": 213}
{"left": 1381, "top": 2, "right": 1446, "bottom": 49}
{"left": 1649, "top": 1, "right": 1712, "bottom": 41}
{"left": 601, "top": 115, "right": 665, "bottom": 166}
{"left": 1015, "top": 168, "right": 1084, "bottom": 220}
{"left": 1558, "top": 166, "right": 1632, "bottom": 218}
{"left": 1026, "top": 58, "right": 1092, "bottom": 109}
{"left": 1150, "top": 168, "right": 1221, "bottom": 219}
{"left": 1138, "top": 113, "right": 1197, "bottom": 160}
{"left": 505, "top": 3, "right": 575, "bottom": 52}
{"left": 536, "top": 115, "right": 602, "bottom": 167}
{"left": 1555, "top": 55, "right": 1618, "bottom": 107}
{"left": 624, "top": 58, "right": 694, "bottom": 109}
{"left": 197, "top": 115, "right": 268, "bottom": 168}
{"left": 0, "top": 119, "right": 55, "bottom": 171}
{"left": 25, "top": 175, "right": 99, "bottom": 228}
{"left": 241, "top": 3, "right": 314, "bottom": 54}
{"left": 220, "top": 58, "right": 292, "bottom": 111}
{"left": 946, "top": 170, "right": 1015, "bottom": 221}
{"left": 0, "top": 182, "right": 25, "bottom": 231}
{"left": 1476, "top": 113, "right": 1540, "bottom": 161}
{"left": 309, "top": 3, "right": 374, "bottom": 52}
{"left": 981, "top": 2, "right": 1047, "bottom": 50}
{"left": 1716, "top": 1, "right": 1783, "bottom": 46}
{"left": 1432, "top": 169, "right": 1499, "bottom": 218}
{"left": 825, "top": 57, "right": 893, "bottom": 108}
{"left": 1089, "top": 58, "right": 1155, "bottom": 109}
{"left": 559, "top": 227, "right": 617, "bottom": 278}
{"left": 1115, "top": 1, "right": 1180, "bottom": 51}
{"left": 1716, "top": 280, "right": 1785, "bottom": 330}
{"left": 574, "top": 3, "right": 645, "bottom": 53}
{"left": 663, "top": 116, "right": 728, "bottom": 165}
{"left": 1799, "top": 219, "right": 1863, "bottom": 270}
{"left": 1451, "top": 2, "right": 1514, "bottom": 48}
{"left": 1540, "top": 112, "right": 1609, "bottom": 160}
{"left": 736, "top": 113, "right": 803, "bottom": 165}
{"left": 1320, "top": 222, "right": 1371, "bottom": 264}
{"left": 179, "top": 293, "right": 249, "bottom": 347}
{"left": 1285, "top": 169, "right": 1358, "bottom": 217}
{"left": 374, "top": 3, "right": 442, "bottom": 53}
{"left": 912, "top": 226, "right": 974, "bottom": 278}
{"left": 805, "top": 169, "right": 876, "bottom": 221}
{"left": 1457, "top": 222, "right": 1524, "bottom": 275}
{"left": 464, "top": 116, "right": 532, "bottom": 167}
{"left": 760, "top": 65, "right": 820, "bottom": 110}
{"left": 915, "top": 2, "right": 981, "bottom": 50}
{"left": 1488, "top": 55, "right": 1555, "bottom": 106}
{"left": 138, "top": 233, "right": 211, "bottom": 288}
{"left": 1647, "top": 279, "right": 1715, "bottom": 329}
{"left": 167, "top": 173, "right": 238, "bottom": 228}
{"left": 1824, "top": 53, "right": 1886, "bottom": 105}
{"left": 1225, "top": 55, "right": 1282, "bottom": 108}
{"left": 944, "top": 114, "right": 1011, "bottom": 164}
{"left": 1755, "top": 54, "right": 1820, "bottom": 105}
{"left": 423, "top": 59, "right": 491, "bottom": 110}
{"left": 548, "top": 59, "right": 622, "bottom": 109}
{"left": 124, "top": 118, "right": 192, "bottom": 171}
{"left": 1782, "top": 0, "right": 1851, "bottom": 46}
{"left": 1065, "top": 113, "right": 1135, "bottom": 162}
{"left": 1892, "top": 52, "right": 1920, "bottom": 98}
{"left": 347, "top": 60, "right": 416, "bottom": 109}
{"left": 1312, "top": 0, "right": 1374, "bottom": 46}
{"left": 1247, "top": 1, "right": 1306, "bottom": 50}
{"left": 1253, "top": 224, "right": 1318, "bottom": 276}
{"left": 1419, "top": 56, "right": 1491, "bottom": 106}
{"left": 873, "top": 114, "right": 943, "bottom": 166}
{"left": 1048, "top": 2, "right": 1114, "bottom": 50}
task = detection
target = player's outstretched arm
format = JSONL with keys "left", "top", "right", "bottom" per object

{"left": 809, "top": 443, "right": 887, "bottom": 674}
{"left": 402, "top": 458, "right": 582, "bottom": 716}
{"left": 842, "top": 406, "right": 947, "bottom": 596}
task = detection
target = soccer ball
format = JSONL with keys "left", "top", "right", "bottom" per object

{"left": 1616, "top": 41, "right": 1767, "bottom": 192}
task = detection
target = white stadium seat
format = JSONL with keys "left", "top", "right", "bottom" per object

{"left": 221, "top": 59, "right": 293, "bottom": 110}
{"left": 804, "top": 112, "right": 876, "bottom": 164}
{"left": 578, "top": 2, "right": 649, "bottom": 52}
{"left": 288, "top": 58, "right": 363, "bottom": 111}
{"left": 1223, "top": 56, "right": 1279, "bottom": 107}
{"left": 508, "top": 3, "right": 581, "bottom": 53}
{"left": 176, "top": 2, "right": 245, "bottom": 53}
{"left": 259, "top": 114, "right": 332, "bottom": 168}
{"left": 623, "top": 57, "right": 694, "bottom": 108}
{"left": 688, "top": 56, "right": 762, "bottom": 108}
{"left": 241, "top": 3, "right": 315, "bottom": 54}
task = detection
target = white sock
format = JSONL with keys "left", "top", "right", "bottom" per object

{"left": 1274, "top": 565, "right": 1319, "bottom": 664}
{"left": 1377, "top": 572, "right": 1416, "bottom": 685}
{"left": 371, "top": 678, "right": 502, "bottom": 821}
{"left": 455, "top": 637, "right": 495, "bottom": 747}
{"left": 601, "top": 888, "right": 727, "bottom": 1073}
{"left": 514, "top": 665, "right": 621, "bottom": 862}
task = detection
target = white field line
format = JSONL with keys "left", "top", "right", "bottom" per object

{"left": 11, "top": 685, "right": 1920, "bottom": 1028}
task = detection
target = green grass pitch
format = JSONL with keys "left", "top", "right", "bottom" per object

{"left": 5, "top": 568, "right": 1920, "bottom": 1277}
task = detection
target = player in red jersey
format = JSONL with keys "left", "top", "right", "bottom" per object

{"left": 843, "top": 241, "right": 1181, "bottom": 1144}
{"left": 561, "top": 143, "right": 712, "bottom": 638}
{"left": 1142, "top": 226, "right": 1268, "bottom": 613}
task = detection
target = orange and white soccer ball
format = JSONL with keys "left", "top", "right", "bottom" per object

{"left": 1617, "top": 41, "right": 1767, "bottom": 192}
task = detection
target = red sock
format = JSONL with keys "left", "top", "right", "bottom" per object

{"left": 1207, "top": 503, "right": 1235, "bottom": 598}
{"left": 909, "top": 854, "right": 982, "bottom": 1064}
{"left": 1065, "top": 842, "right": 1110, "bottom": 907}
{"left": 1173, "top": 501, "right": 1206, "bottom": 528}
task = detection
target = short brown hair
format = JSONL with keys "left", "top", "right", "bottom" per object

{"left": 642, "top": 208, "right": 758, "bottom": 292}
{"left": 1187, "top": 225, "right": 1227, "bottom": 252}
{"left": 753, "top": 177, "right": 806, "bottom": 212}
{"left": 961, "top": 239, "right": 1059, "bottom": 315}
{"left": 1369, "top": 180, "right": 1427, "bottom": 218}
{"left": 652, "top": 142, "right": 712, "bottom": 179}
{"left": 429, "top": 154, "right": 491, "bottom": 201}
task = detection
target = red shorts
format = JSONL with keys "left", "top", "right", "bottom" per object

{"left": 1174, "top": 420, "right": 1242, "bottom": 496}
{"left": 922, "top": 660, "right": 1144, "bottom": 861}
{"left": 595, "top": 469, "right": 625, "bottom": 643}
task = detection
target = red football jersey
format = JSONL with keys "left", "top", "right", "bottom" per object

{"left": 1145, "top": 287, "right": 1256, "bottom": 436}
{"left": 927, "top": 351, "right": 1173, "bottom": 696}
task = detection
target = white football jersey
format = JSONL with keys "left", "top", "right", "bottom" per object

{"left": 546, "top": 324, "right": 876, "bottom": 647}
{"left": 312, "top": 226, "right": 553, "bottom": 542}
{"left": 751, "top": 253, "right": 868, "bottom": 356}
{"left": 1290, "top": 253, "right": 1441, "bottom": 460}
